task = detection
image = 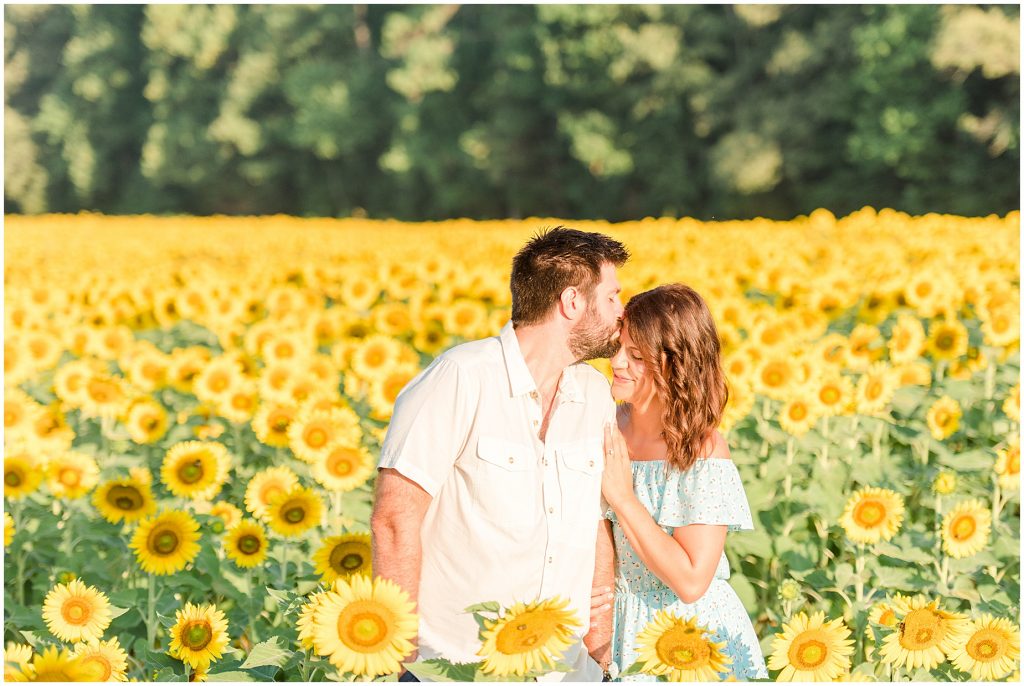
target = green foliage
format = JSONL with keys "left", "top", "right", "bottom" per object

{"left": 4, "top": 5, "right": 1018, "bottom": 219}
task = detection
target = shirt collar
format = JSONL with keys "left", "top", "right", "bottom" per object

{"left": 498, "top": 321, "right": 586, "bottom": 403}
{"left": 499, "top": 321, "right": 538, "bottom": 397}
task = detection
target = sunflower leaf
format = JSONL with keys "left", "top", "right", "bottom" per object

{"left": 240, "top": 637, "right": 291, "bottom": 669}
{"left": 206, "top": 670, "right": 256, "bottom": 681}
{"left": 463, "top": 601, "right": 501, "bottom": 614}
{"left": 620, "top": 659, "right": 646, "bottom": 677}
{"left": 108, "top": 604, "right": 130, "bottom": 620}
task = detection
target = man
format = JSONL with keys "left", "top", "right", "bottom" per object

{"left": 371, "top": 226, "right": 629, "bottom": 681}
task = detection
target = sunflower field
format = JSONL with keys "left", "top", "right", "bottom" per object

{"left": 3, "top": 210, "right": 1020, "bottom": 682}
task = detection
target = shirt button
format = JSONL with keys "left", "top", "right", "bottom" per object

{"left": 588, "top": 460, "right": 594, "bottom": 467}
{"left": 530, "top": 391, "right": 539, "bottom": 400}
{"left": 548, "top": 506, "right": 554, "bottom": 514}
{"left": 542, "top": 458, "right": 548, "bottom": 466}
{"left": 508, "top": 456, "right": 515, "bottom": 464}
{"left": 548, "top": 556, "right": 553, "bottom": 564}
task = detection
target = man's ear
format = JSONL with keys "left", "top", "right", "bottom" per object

{"left": 559, "top": 286, "right": 583, "bottom": 321}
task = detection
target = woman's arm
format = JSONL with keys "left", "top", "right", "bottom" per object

{"left": 601, "top": 424, "right": 727, "bottom": 603}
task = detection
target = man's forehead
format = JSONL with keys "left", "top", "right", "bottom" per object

{"left": 599, "top": 262, "right": 621, "bottom": 290}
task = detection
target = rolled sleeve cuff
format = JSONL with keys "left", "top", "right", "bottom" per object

{"left": 377, "top": 453, "right": 441, "bottom": 498}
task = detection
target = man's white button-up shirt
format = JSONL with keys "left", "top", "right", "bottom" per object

{"left": 378, "top": 321, "right": 616, "bottom": 674}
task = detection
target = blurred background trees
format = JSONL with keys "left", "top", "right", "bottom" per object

{"left": 4, "top": 3, "right": 1019, "bottom": 220}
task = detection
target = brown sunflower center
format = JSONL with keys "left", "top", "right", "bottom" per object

{"left": 177, "top": 460, "right": 205, "bottom": 485}
{"left": 329, "top": 542, "right": 370, "bottom": 574}
{"left": 284, "top": 505, "right": 306, "bottom": 524}
{"left": 150, "top": 530, "right": 180, "bottom": 555}
{"left": 789, "top": 404, "right": 808, "bottom": 421}
{"left": 80, "top": 655, "right": 112, "bottom": 681}
{"left": 107, "top": 485, "right": 144, "bottom": 511}
{"left": 6, "top": 469, "right": 24, "bottom": 487}
{"left": 238, "top": 535, "right": 261, "bottom": 555}
{"left": 494, "top": 611, "right": 561, "bottom": 655}
{"left": 328, "top": 450, "right": 357, "bottom": 477}
{"left": 184, "top": 621, "right": 213, "bottom": 650}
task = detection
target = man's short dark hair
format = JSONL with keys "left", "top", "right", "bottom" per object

{"left": 510, "top": 226, "right": 630, "bottom": 326}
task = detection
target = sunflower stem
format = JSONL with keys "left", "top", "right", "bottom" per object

{"left": 249, "top": 568, "right": 259, "bottom": 644}
{"left": 15, "top": 544, "right": 27, "bottom": 606}
{"left": 984, "top": 352, "right": 997, "bottom": 400}
{"left": 280, "top": 539, "right": 289, "bottom": 588}
{"left": 147, "top": 573, "right": 158, "bottom": 649}
{"left": 992, "top": 477, "right": 1004, "bottom": 524}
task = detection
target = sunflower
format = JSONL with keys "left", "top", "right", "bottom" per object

{"left": 767, "top": 610, "right": 854, "bottom": 681}
{"left": 633, "top": 611, "right": 732, "bottom": 681}
{"left": 846, "top": 324, "right": 883, "bottom": 371}
{"left": 311, "top": 575, "right": 418, "bottom": 677}
{"left": 130, "top": 510, "right": 202, "bottom": 575}
{"left": 995, "top": 437, "right": 1020, "bottom": 491}
{"left": 42, "top": 578, "right": 113, "bottom": 643}
{"left": 855, "top": 363, "right": 896, "bottom": 416}
{"left": 4, "top": 452, "right": 44, "bottom": 500}
{"left": 948, "top": 613, "right": 1020, "bottom": 681}
{"left": 167, "top": 347, "right": 213, "bottom": 395}
{"left": 312, "top": 443, "right": 375, "bottom": 492}
{"left": 1004, "top": 383, "right": 1020, "bottom": 422}
{"left": 193, "top": 357, "right": 243, "bottom": 406}
{"left": 811, "top": 372, "right": 854, "bottom": 417}
{"left": 941, "top": 499, "right": 991, "bottom": 559}
{"left": 368, "top": 364, "right": 421, "bottom": 421}
{"left": 29, "top": 402, "right": 74, "bottom": 449}
{"left": 868, "top": 598, "right": 904, "bottom": 629}
{"left": 838, "top": 486, "right": 905, "bottom": 545}
{"left": 880, "top": 595, "right": 968, "bottom": 671}
{"left": 258, "top": 361, "right": 300, "bottom": 401}
{"left": 350, "top": 335, "right": 402, "bottom": 380}
{"left": 753, "top": 357, "right": 797, "bottom": 401}
{"left": 125, "top": 399, "right": 170, "bottom": 444}
{"left": 888, "top": 315, "right": 929, "bottom": 362}
{"left": 288, "top": 408, "right": 361, "bottom": 464}
{"left": 4, "top": 642, "right": 33, "bottom": 680}
{"left": 339, "top": 271, "right": 381, "bottom": 311}
{"left": 980, "top": 305, "right": 1019, "bottom": 348}
{"left": 208, "top": 501, "right": 243, "bottom": 531}
{"left": 778, "top": 394, "right": 819, "bottom": 437}
{"left": 4, "top": 388, "right": 39, "bottom": 437}
{"left": 926, "top": 318, "right": 969, "bottom": 362}
{"left": 4, "top": 512, "right": 14, "bottom": 547}
{"left": 297, "top": 590, "right": 330, "bottom": 651}
{"left": 46, "top": 451, "right": 100, "bottom": 499}
{"left": 168, "top": 602, "right": 230, "bottom": 671}
{"left": 80, "top": 374, "right": 128, "bottom": 419}
{"left": 215, "top": 380, "right": 259, "bottom": 424}
{"left": 719, "top": 381, "right": 755, "bottom": 432}
{"left": 11, "top": 645, "right": 90, "bottom": 682}
{"left": 926, "top": 396, "right": 962, "bottom": 440}
{"left": 223, "top": 519, "right": 269, "bottom": 568}
{"left": 161, "top": 441, "right": 231, "bottom": 500}
{"left": 72, "top": 637, "right": 129, "bottom": 682}
{"left": 893, "top": 361, "right": 932, "bottom": 387}
{"left": 266, "top": 486, "right": 324, "bottom": 537}
{"left": 478, "top": 596, "right": 583, "bottom": 677}
{"left": 124, "top": 347, "right": 169, "bottom": 392}
{"left": 92, "top": 475, "right": 157, "bottom": 524}
{"left": 314, "top": 533, "right": 373, "bottom": 583}
{"left": 244, "top": 466, "right": 300, "bottom": 520}
{"left": 932, "top": 471, "right": 957, "bottom": 495}
{"left": 252, "top": 402, "right": 299, "bottom": 448}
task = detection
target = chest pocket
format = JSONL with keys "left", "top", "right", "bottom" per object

{"left": 472, "top": 436, "right": 537, "bottom": 523}
{"left": 556, "top": 439, "right": 603, "bottom": 523}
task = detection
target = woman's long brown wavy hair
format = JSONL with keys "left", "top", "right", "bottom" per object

{"left": 623, "top": 283, "right": 728, "bottom": 472}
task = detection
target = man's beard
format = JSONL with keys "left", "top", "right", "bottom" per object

{"left": 569, "top": 304, "right": 621, "bottom": 361}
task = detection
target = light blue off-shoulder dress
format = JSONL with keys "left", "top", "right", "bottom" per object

{"left": 605, "top": 458, "right": 768, "bottom": 681}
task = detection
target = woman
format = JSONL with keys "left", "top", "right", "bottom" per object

{"left": 595, "top": 283, "right": 767, "bottom": 680}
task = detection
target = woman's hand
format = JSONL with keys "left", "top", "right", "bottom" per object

{"left": 601, "top": 422, "right": 634, "bottom": 509}
{"left": 590, "top": 585, "right": 614, "bottom": 623}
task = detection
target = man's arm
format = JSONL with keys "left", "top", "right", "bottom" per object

{"left": 583, "top": 518, "right": 615, "bottom": 671}
{"left": 371, "top": 468, "right": 433, "bottom": 661}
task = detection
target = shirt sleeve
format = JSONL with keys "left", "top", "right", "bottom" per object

{"left": 377, "top": 357, "right": 478, "bottom": 497}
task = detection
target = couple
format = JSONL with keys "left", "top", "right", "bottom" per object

{"left": 371, "top": 227, "right": 767, "bottom": 681}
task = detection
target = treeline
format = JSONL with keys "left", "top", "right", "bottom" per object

{"left": 4, "top": 4, "right": 1019, "bottom": 220}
